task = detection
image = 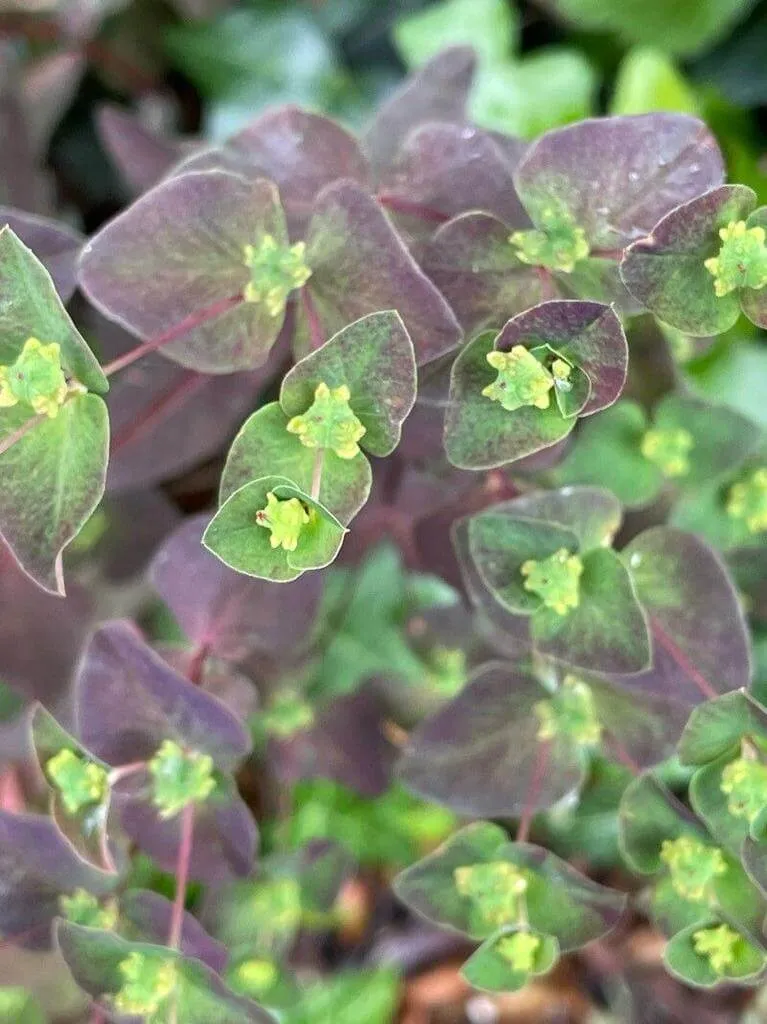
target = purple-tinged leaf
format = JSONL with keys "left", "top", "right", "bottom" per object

{"left": 76, "top": 621, "right": 252, "bottom": 771}
{"left": 622, "top": 527, "right": 751, "bottom": 704}
{"left": 620, "top": 184, "right": 755, "bottom": 336}
{"left": 281, "top": 311, "right": 417, "bottom": 457}
{"left": 118, "top": 775, "right": 257, "bottom": 882}
{"left": 97, "top": 105, "right": 194, "bottom": 196}
{"left": 178, "top": 106, "right": 371, "bottom": 239}
{"left": 0, "top": 548, "right": 91, "bottom": 710}
{"left": 364, "top": 47, "right": 477, "bottom": 177}
{"left": 421, "top": 213, "right": 545, "bottom": 336}
{"left": 273, "top": 687, "right": 395, "bottom": 799}
{"left": 398, "top": 662, "right": 584, "bottom": 817}
{"left": 0, "top": 809, "right": 115, "bottom": 950}
{"left": 0, "top": 393, "right": 109, "bottom": 596}
{"left": 377, "top": 123, "right": 528, "bottom": 241}
{"left": 220, "top": 403, "right": 372, "bottom": 526}
{"left": 79, "top": 171, "right": 286, "bottom": 373}
{"left": 0, "top": 54, "right": 51, "bottom": 214}
{"left": 151, "top": 514, "right": 323, "bottom": 664}
{"left": 301, "top": 181, "right": 462, "bottom": 365}
{"left": 514, "top": 114, "right": 724, "bottom": 250}
{"left": 22, "top": 52, "right": 84, "bottom": 158}
{"left": 0, "top": 208, "right": 82, "bottom": 302}
{"left": 90, "top": 308, "right": 280, "bottom": 492}
{"left": 445, "top": 302, "right": 627, "bottom": 469}
{"left": 56, "top": 922, "right": 273, "bottom": 1022}
{"left": 121, "top": 890, "right": 228, "bottom": 974}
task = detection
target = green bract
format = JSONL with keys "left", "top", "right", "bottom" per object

{"left": 148, "top": 740, "right": 216, "bottom": 819}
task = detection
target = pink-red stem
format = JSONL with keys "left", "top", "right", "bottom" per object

{"left": 168, "top": 803, "right": 195, "bottom": 951}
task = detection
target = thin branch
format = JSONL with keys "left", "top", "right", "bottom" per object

{"left": 168, "top": 803, "right": 195, "bottom": 951}
{"left": 0, "top": 412, "right": 43, "bottom": 457}
{"left": 101, "top": 295, "right": 243, "bottom": 378}
{"left": 301, "top": 286, "right": 325, "bottom": 351}
{"left": 517, "top": 741, "right": 550, "bottom": 844}
{"left": 310, "top": 448, "right": 324, "bottom": 501}
{"left": 376, "top": 192, "right": 450, "bottom": 225}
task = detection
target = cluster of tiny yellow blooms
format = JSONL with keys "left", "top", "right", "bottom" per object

{"left": 287, "top": 381, "right": 367, "bottom": 460}
{"left": 482, "top": 346, "right": 571, "bottom": 413}
{"left": 0, "top": 338, "right": 70, "bottom": 418}
{"left": 114, "top": 952, "right": 177, "bottom": 1016}
{"left": 148, "top": 739, "right": 216, "bottom": 820}
{"left": 234, "top": 957, "right": 278, "bottom": 994}
{"left": 727, "top": 468, "right": 767, "bottom": 534}
{"left": 509, "top": 204, "right": 590, "bottom": 274}
{"left": 242, "top": 235, "right": 312, "bottom": 317}
{"left": 640, "top": 426, "right": 694, "bottom": 478}
{"left": 692, "top": 923, "right": 743, "bottom": 975}
{"left": 496, "top": 931, "right": 541, "bottom": 973}
{"left": 454, "top": 861, "right": 529, "bottom": 929}
{"left": 59, "top": 888, "right": 119, "bottom": 931}
{"left": 659, "top": 835, "right": 727, "bottom": 902}
{"left": 256, "top": 491, "right": 312, "bottom": 552}
{"left": 704, "top": 221, "right": 767, "bottom": 298}
{"left": 720, "top": 756, "right": 767, "bottom": 823}
{"left": 521, "top": 548, "right": 583, "bottom": 616}
{"left": 534, "top": 675, "right": 602, "bottom": 746}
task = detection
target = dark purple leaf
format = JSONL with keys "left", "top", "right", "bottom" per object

{"left": 0, "top": 809, "right": 115, "bottom": 950}
{"left": 0, "top": 52, "right": 51, "bottom": 213}
{"left": 273, "top": 687, "right": 395, "bottom": 798}
{"left": 97, "top": 105, "right": 194, "bottom": 196}
{"left": 150, "top": 514, "right": 323, "bottom": 663}
{"left": 79, "top": 171, "right": 287, "bottom": 373}
{"left": 514, "top": 114, "right": 724, "bottom": 250}
{"left": 364, "top": 47, "right": 477, "bottom": 178}
{"left": 621, "top": 527, "right": 751, "bottom": 704}
{"left": 0, "top": 207, "right": 82, "bottom": 302}
{"left": 120, "top": 889, "right": 228, "bottom": 973}
{"left": 118, "top": 776, "right": 257, "bottom": 882}
{"left": 177, "top": 106, "right": 371, "bottom": 238}
{"left": 301, "top": 180, "right": 462, "bottom": 365}
{"left": 76, "top": 621, "right": 251, "bottom": 770}
{"left": 398, "top": 662, "right": 584, "bottom": 816}
{"left": 377, "top": 123, "right": 528, "bottom": 242}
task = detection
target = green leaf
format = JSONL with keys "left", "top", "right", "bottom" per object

{"left": 393, "top": 0, "right": 518, "bottom": 69}
{"left": 618, "top": 772, "right": 693, "bottom": 874}
{"left": 532, "top": 547, "right": 651, "bottom": 675}
{"left": 0, "top": 988, "right": 45, "bottom": 1024}
{"left": 0, "top": 393, "right": 109, "bottom": 595}
{"left": 203, "top": 476, "right": 345, "bottom": 582}
{"left": 689, "top": 753, "right": 749, "bottom": 855}
{"left": 0, "top": 227, "right": 106, "bottom": 393}
{"left": 679, "top": 690, "right": 767, "bottom": 765}
{"left": 445, "top": 330, "right": 576, "bottom": 470}
{"left": 220, "top": 403, "right": 371, "bottom": 526}
{"left": 281, "top": 311, "right": 416, "bottom": 458}
{"left": 553, "top": 401, "right": 663, "bottom": 507}
{"left": 471, "top": 48, "right": 597, "bottom": 139}
{"left": 493, "top": 486, "right": 623, "bottom": 552}
{"left": 462, "top": 928, "right": 559, "bottom": 993}
{"left": 549, "top": 0, "right": 755, "bottom": 57}
{"left": 56, "top": 923, "right": 273, "bottom": 1022}
{"left": 664, "top": 919, "right": 766, "bottom": 987}
{"left": 610, "top": 48, "right": 700, "bottom": 115}
{"left": 468, "top": 509, "right": 580, "bottom": 615}
{"left": 281, "top": 969, "right": 399, "bottom": 1024}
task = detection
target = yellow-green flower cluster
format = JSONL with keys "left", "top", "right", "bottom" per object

{"left": 148, "top": 739, "right": 216, "bottom": 819}
{"left": 704, "top": 220, "right": 767, "bottom": 298}
{"left": 521, "top": 548, "right": 583, "bottom": 616}
{"left": 727, "top": 468, "right": 767, "bottom": 534}
{"left": 454, "top": 861, "right": 528, "bottom": 929}
{"left": 659, "top": 835, "right": 727, "bottom": 903}
{"left": 641, "top": 426, "right": 694, "bottom": 478}
{"left": 720, "top": 756, "right": 767, "bottom": 824}
{"left": 243, "top": 234, "right": 312, "bottom": 316}
{"left": 0, "top": 338, "right": 69, "bottom": 418}
{"left": 46, "top": 749, "right": 108, "bottom": 815}
{"left": 114, "top": 952, "right": 177, "bottom": 1016}
{"left": 510, "top": 204, "right": 590, "bottom": 274}
{"left": 482, "top": 346, "right": 571, "bottom": 413}
{"left": 286, "top": 381, "right": 366, "bottom": 459}
{"left": 535, "top": 675, "right": 602, "bottom": 746}
{"left": 256, "top": 491, "right": 311, "bottom": 552}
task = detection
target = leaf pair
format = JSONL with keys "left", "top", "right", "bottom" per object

{"left": 421, "top": 113, "right": 725, "bottom": 334}
{"left": 203, "top": 312, "right": 416, "bottom": 581}
{"left": 445, "top": 299, "right": 627, "bottom": 468}
{"left": 394, "top": 821, "right": 625, "bottom": 992}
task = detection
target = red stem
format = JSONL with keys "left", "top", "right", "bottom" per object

{"left": 606, "top": 735, "right": 641, "bottom": 775}
{"left": 517, "top": 741, "right": 550, "bottom": 844}
{"left": 186, "top": 644, "right": 209, "bottom": 686}
{"left": 168, "top": 803, "right": 195, "bottom": 950}
{"left": 102, "top": 295, "right": 243, "bottom": 378}
{"left": 377, "top": 193, "right": 450, "bottom": 225}
{"left": 301, "top": 287, "right": 325, "bottom": 351}
{"left": 90, "top": 1004, "right": 106, "bottom": 1024}
{"left": 650, "top": 617, "right": 718, "bottom": 701}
